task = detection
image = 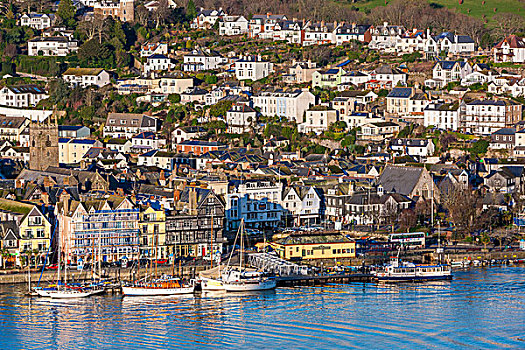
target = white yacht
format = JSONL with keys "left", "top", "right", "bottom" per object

{"left": 221, "top": 219, "right": 277, "bottom": 292}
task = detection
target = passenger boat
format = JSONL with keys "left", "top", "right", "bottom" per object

{"left": 121, "top": 276, "right": 195, "bottom": 296}
{"left": 373, "top": 256, "right": 452, "bottom": 282}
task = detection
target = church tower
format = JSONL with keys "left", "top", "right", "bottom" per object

{"left": 29, "top": 114, "right": 59, "bottom": 171}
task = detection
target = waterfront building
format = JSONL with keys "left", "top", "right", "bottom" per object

{"left": 69, "top": 198, "right": 140, "bottom": 263}
{"left": 139, "top": 204, "right": 167, "bottom": 260}
{"left": 271, "top": 232, "right": 356, "bottom": 260}
{"left": 165, "top": 187, "right": 225, "bottom": 258}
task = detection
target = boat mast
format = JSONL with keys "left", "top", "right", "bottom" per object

{"left": 210, "top": 211, "right": 214, "bottom": 270}
{"left": 239, "top": 219, "right": 244, "bottom": 269}
{"left": 225, "top": 218, "right": 242, "bottom": 271}
{"left": 155, "top": 224, "right": 158, "bottom": 279}
{"left": 98, "top": 228, "right": 102, "bottom": 281}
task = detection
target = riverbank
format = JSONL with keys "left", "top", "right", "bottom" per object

{"left": 0, "top": 265, "right": 208, "bottom": 285}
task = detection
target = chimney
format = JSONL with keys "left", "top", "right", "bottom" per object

{"left": 189, "top": 187, "right": 198, "bottom": 215}
{"left": 267, "top": 12, "right": 271, "bottom": 19}
{"left": 383, "top": 21, "right": 388, "bottom": 28}
{"left": 426, "top": 28, "right": 430, "bottom": 38}
{"left": 43, "top": 176, "right": 51, "bottom": 188}
{"left": 334, "top": 21, "right": 337, "bottom": 28}
{"left": 41, "top": 192, "right": 49, "bottom": 205}
{"left": 321, "top": 20, "right": 325, "bottom": 27}
{"left": 62, "top": 191, "right": 71, "bottom": 214}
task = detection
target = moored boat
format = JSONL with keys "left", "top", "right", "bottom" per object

{"left": 121, "top": 277, "right": 195, "bottom": 296}
{"left": 373, "top": 257, "right": 452, "bottom": 282}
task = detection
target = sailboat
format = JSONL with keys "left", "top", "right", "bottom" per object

{"left": 221, "top": 219, "right": 276, "bottom": 292}
{"left": 35, "top": 246, "right": 103, "bottom": 299}
{"left": 200, "top": 212, "right": 227, "bottom": 292}
{"left": 121, "top": 226, "right": 195, "bottom": 296}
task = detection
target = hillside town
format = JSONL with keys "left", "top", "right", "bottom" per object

{"left": 0, "top": 0, "right": 525, "bottom": 270}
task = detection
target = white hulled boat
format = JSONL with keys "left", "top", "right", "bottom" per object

{"left": 373, "top": 256, "right": 452, "bottom": 282}
{"left": 221, "top": 219, "right": 277, "bottom": 292}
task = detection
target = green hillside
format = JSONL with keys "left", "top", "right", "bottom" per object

{"left": 342, "top": 0, "right": 525, "bottom": 20}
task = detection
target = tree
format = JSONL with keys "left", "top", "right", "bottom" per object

{"left": 135, "top": 5, "right": 150, "bottom": 27}
{"left": 168, "top": 93, "right": 181, "bottom": 104}
{"left": 441, "top": 186, "right": 481, "bottom": 236}
{"left": 209, "top": 100, "right": 233, "bottom": 118}
{"left": 186, "top": 0, "right": 197, "bottom": 20}
{"left": 399, "top": 209, "right": 417, "bottom": 232}
{"left": 57, "top": 0, "right": 76, "bottom": 27}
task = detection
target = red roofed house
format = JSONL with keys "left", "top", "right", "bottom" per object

{"left": 493, "top": 35, "right": 525, "bottom": 63}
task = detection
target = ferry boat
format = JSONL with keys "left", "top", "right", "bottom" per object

{"left": 373, "top": 257, "right": 452, "bottom": 282}
{"left": 121, "top": 276, "right": 195, "bottom": 296}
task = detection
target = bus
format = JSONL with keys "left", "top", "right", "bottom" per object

{"left": 388, "top": 232, "right": 426, "bottom": 248}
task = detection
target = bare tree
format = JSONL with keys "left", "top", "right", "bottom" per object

{"left": 135, "top": 4, "right": 150, "bottom": 27}
{"left": 441, "top": 186, "right": 481, "bottom": 237}
{"left": 492, "top": 12, "right": 525, "bottom": 37}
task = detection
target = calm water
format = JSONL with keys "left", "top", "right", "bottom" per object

{"left": 0, "top": 267, "right": 524, "bottom": 349}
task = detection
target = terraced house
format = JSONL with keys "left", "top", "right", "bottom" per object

{"left": 19, "top": 206, "right": 53, "bottom": 265}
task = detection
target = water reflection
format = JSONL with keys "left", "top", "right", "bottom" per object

{"left": 0, "top": 267, "right": 523, "bottom": 349}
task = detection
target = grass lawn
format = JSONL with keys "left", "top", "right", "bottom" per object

{"left": 334, "top": 0, "right": 525, "bottom": 21}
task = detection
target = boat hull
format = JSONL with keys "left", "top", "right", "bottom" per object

{"left": 224, "top": 279, "right": 277, "bottom": 292}
{"left": 201, "top": 278, "right": 225, "bottom": 291}
{"left": 376, "top": 275, "right": 453, "bottom": 283}
{"left": 122, "top": 286, "right": 195, "bottom": 296}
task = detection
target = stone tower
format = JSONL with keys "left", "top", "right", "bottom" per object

{"left": 120, "top": 0, "right": 135, "bottom": 23}
{"left": 29, "top": 114, "right": 59, "bottom": 171}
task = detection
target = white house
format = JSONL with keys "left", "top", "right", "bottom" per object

{"left": 103, "top": 113, "right": 159, "bottom": 139}
{"left": 390, "top": 138, "right": 435, "bottom": 158}
{"left": 131, "top": 131, "right": 166, "bottom": 152}
{"left": 298, "top": 106, "right": 338, "bottom": 135}
{"left": 171, "top": 126, "right": 206, "bottom": 145}
{"left": 191, "top": 8, "right": 226, "bottom": 29}
{"left": 423, "top": 102, "right": 460, "bottom": 131}
{"left": 219, "top": 15, "right": 248, "bottom": 36}
{"left": 493, "top": 35, "right": 525, "bottom": 63}
{"left": 369, "top": 65, "right": 407, "bottom": 87}
{"left": 28, "top": 36, "right": 78, "bottom": 56}
{"left": 140, "top": 42, "right": 168, "bottom": 57}
{"left": 20, "top": 13, "right": 55, "bottom": 30}
{"left": 0, "top": 85, "right": 48, "bottom": 108}
{"left": 183, "top": 49, "right": 227, "bottom": 72}
{"left": 62, "top": 68, "right": 111, "bottom": 88}
{"left": 302, "top": 21, "right": 337, "bottom": 46}
{"left": 137, "top": 150, "right": 174, "bottom": 170}
{"left": 226, "top": 103, "right": 257, "bottom": 134}
{"left": 157, "top": 77, "right": 194, "bottom": 95}
{"left": 426, "top": 32, "right": 475, "bottom": 58}
{"left": 298, "top": 105, "right": 339, "bottom": 135}
{"left": 143, "top": 54, "right": 175, "bottom": 76}
{"left": 253, "top": 89, "right": 316, "bottom": 123}
{"left": 427, "top": 61, "right": 472, "bottom": 88}
{"left": 234, "top": 55, "right": 273, "bottom": 81}
{"left": 462, "top": 99, "right": 522, "bottom": 135}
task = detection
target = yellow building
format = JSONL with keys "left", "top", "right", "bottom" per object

{"left": 19, "top": 206, "right": 52, "bottom": 264}
{"left": 139, "top": 205, "right": 168, "bottom": 260}
{"left": 271, "top": 232, "right": 356, "bottom": 260}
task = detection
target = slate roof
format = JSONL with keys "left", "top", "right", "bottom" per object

{"left": 378, "top": 166, "right": 424, "bottom": 196}
{"left": 387, "top": 87, "right": 412, "bottom": 98}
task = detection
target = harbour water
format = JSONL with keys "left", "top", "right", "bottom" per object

{"left": 0, "top": 266, "right": 523, "bottom": 349}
